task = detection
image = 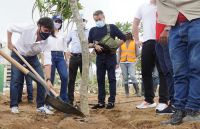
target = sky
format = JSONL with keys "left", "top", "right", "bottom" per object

{"left": 0, "top": 0, "right": 148, "bottom": 42}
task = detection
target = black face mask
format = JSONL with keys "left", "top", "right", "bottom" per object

{"left": 39, "top": 30, "right": 51, "bottom": 40}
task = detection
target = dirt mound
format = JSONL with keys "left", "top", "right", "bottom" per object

{"left": 1, "top": 92, "right": 200, "bottom": 129}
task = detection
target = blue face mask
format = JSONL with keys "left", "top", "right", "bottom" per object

{"left": 39, "top": 31, "right": 50, "bottom": 40}
{"left": 96, "top": 20, "right": 105, "bottom": 28}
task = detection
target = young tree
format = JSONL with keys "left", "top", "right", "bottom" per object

{"left": 69, "top": 0, "right": 89, "bottom": 116}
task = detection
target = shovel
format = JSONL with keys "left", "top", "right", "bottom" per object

{"left": 0, "top": 49, "right": 85, "bottom": 117}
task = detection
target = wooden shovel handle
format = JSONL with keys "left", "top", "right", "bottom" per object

{"left": 12, "top": 48, "right": 59, "bottom": 97}
{"left": 0, "top": 50, "right": 29, "bottom": 75}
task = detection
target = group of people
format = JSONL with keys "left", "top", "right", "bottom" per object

{"left": 6, "top": 0, "right": 200, "bottom": 125}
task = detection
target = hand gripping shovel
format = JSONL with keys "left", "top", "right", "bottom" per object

{"left": 0, "top": 49, "right": 85, "bottom": 117}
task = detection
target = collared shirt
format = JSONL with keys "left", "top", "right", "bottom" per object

{"left": 135, "top": 3, "right": 157, "bottom": 42}
{"left": 157, "top": 0, "right": 200, "bottom": 26}
{"left": 66, "top": 29, "right": 89, "bottom": 53}
{"left": 46, "top": 31, "right": 68, "bottom": 52}
{"left": 43, "top": 31, "right": 68, "bottom": 65}
{"left": 7, "top": 24, "right": 51, "bottom": 59}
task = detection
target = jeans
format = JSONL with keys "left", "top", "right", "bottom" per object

{"left": 120, "top": 62, "right": 138, "bottom": 94}
{"left": 155, "top": 43, "right": 174, "bottom": 105}
{"left": 18, "top": 75, "right": 33, "bottom": 102}
{"left": 10, "top": 52, "right": 45, "bottom": 108}
{"left": 141, "top": 40, "right": 168, "bottom": 104}
{"left": 51, "top": 51, "right": 69, "bottom": 102}
{"left": 169, "top": 18, "right": 200, "bottom": 111}
{"left": 120, "top": 63, "right": 138, "bottom": 85}
{"left": 68, "top": 54, "right": 82, "bottom": 104}
{"left": 96, "top": 53, "right": 117, "bottom": 104}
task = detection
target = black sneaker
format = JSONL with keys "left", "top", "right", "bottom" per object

{"left": 106, "top": 103, "right": 115, "bottom": 109}
{"left": 160, "top": 109, "right": 186, "bottom": 125}
{"left": 91, "top": 103, "right": 105, "bottom": 109}
{"left": 156, "top": 106, "right": 175, "bottom": 115}
{"left": 183, "top": 110, "right": 200, "bottom": 122}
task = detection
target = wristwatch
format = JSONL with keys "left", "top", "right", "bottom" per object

{"left": 46, "top": 78, "right": 51, "bottom": 82}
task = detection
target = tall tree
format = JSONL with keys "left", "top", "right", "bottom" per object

{"left": 69, "top": 0, "right": 89, "bottom": 116}
{"left": 32, "top": 0, "right": 82, "bottom": 32}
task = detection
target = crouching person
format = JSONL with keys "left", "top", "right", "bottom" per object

{"left": 7, "top": 17, "right": 54, "bottom": 114}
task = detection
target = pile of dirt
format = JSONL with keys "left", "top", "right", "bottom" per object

{"left": 0, "top": 91, "right": 200, "bottom": 129}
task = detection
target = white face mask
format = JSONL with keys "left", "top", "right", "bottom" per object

{"left": 54, "top": 22, "right": 62, "bottom": 30}
{"left": 96, "top": 20, "right": 105, "bottom": 28}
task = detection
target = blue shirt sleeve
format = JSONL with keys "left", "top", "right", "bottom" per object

{"left": 88, "top": 28, "right": 94, "bottom": 43}
{"left": 110, "top": 24, "right": 126, "bottom": 42}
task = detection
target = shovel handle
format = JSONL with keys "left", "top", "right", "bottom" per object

{"left": 12, "top": 48, "right": 59, "bottom": 97}
{"left": 0, "top": 50, "right": 29, "bottom": 74}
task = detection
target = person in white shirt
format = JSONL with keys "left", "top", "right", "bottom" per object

{"left": 133, "top": 0, "right": 169, "bottom": 112}
{"left": 43, "top": 15, "right": 69, "bottom": 103}
{"left": 66, "top": 17, "right": 89, "bottom": 105}
{"left": 7, "top": 17, "right": 54, "bottom": 114}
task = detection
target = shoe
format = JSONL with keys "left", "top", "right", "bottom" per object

{"left": 11, "top": 106, "right": 19, "bottom": 114}
{"left": 136, "top": 101, "right": 157, "bottom": 109}
{"left": 156, "top": 103, "right": 168, "bottom": 111}
{"left": 106, "top": 103, "right": 115, "bottom": 109}
{"left": 91, "top": 103, "right": 105, "bottom": 109}
{"left": 160, "top": 109, "right": 186, "bottom": 125}
{"left": 183, "top": 110, "right": 200, "bottom": 122}
{"left": 156, "top": 106, "right": 175, "bottom": 115}
{"left": 36, "top": 106, "right": 54, "bottom": 115}
{"left": 44, "top": 105, "right": 54, "bottom": 111}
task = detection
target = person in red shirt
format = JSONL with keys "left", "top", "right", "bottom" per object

{"left": 155, "top": 19, "right": 175, "bottom": 115}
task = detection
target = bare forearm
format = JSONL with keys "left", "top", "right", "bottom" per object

{"left": 44, "top": 65, "right": 51, "bottom": 79}
{"left": 7, "top": 31, "right": 12, "bottom": 44}
{"left": 132, "top": 18, "right": 141, "bottom": 42}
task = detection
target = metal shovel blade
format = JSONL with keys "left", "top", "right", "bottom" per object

{"left": 45, "top": 95, "right": 85, "bottom": 117}
{"left": 27, "top": 72, "right": 85, "bottom": 117}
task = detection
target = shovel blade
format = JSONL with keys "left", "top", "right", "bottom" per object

{"left": 45, "top": 95, "right": 85, "bottom": 117}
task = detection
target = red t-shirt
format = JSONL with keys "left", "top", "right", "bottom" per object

{"left": 156, "top": 22, "right": 165, "bottom": 41}
{"left": 156, "top": 12, "right": 165, "bottom": 41}
{"left": 156, "top": 12, "right": 187, "bottom": 40}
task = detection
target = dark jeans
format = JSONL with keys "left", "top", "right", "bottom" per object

{"left": 18, "top": 75, "right": 33, "bottom": 102}
{"left": 68, "top": 53, "right": 82, "bottom": 104}
{"left": 51, "top": 51, "right": 69, "bottom": 102}
{"left": 169, "top": 18, "right": 200, "bottom": 111}
{"left": 155, "top": 43, "right": 174, "bottom": 105}
{"left": 141, "top": 40, "right": 168, "bottom": 104}
{"left": 10, "top": 52, "right": 45, "bottom": 108}
{"left": 96, "top": 53, "right": 117, "bottom": 104}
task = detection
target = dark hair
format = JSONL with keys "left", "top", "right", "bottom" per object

{"left": 93, "top": 10, "right": 104, "bottom": 16}
{"left": 125, "top": 32, "right": 133, "bottom": 40}
{"left": 37, "top": 17, "right": 55, "bottom": 37}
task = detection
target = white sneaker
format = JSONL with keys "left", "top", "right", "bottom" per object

{"left": 11, "top": 106, "right": 19, "bottom": 114}
{"left": 36, "top": 106, "right": 54, "bottom": 115}
{"left": 44, "top": 105, "right": 54, "bottom": 111}
{"left": 155, "top": 103, "right": 168, "bottom": 111}
{"left": 136, "top": 101, "right": 157, "bottom": 109}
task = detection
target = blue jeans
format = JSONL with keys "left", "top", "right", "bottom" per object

{"left": 120, "top": 63, "right": 138, "bottom": 85}
{"left": 10, "top": 52, "right": 45, "bottom": 108}
{"left": 155, "top": 43, "right": 174, "bottom": 105}
{"left": 51, "top": 51, "right": 69, "bottom": 102}
{"left": 96, "top": 53, "right": 117, "bottom": 104}
{"left": 18, "top": 75, "right": 33, "bottom": 102}
{"left": 169, "top": 18, "right": 200, "bottom": 111}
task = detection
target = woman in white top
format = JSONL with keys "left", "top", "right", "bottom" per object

{"left": 43, "top": 15, "right": 69, "bottom": 102}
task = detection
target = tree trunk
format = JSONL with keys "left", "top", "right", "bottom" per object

{"left": 69, "top": 0, "right": 89, "bottom": 116}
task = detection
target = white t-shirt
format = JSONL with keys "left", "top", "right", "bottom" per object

{"left": 135, "top": 3, "right": 157, "bottom": 42}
